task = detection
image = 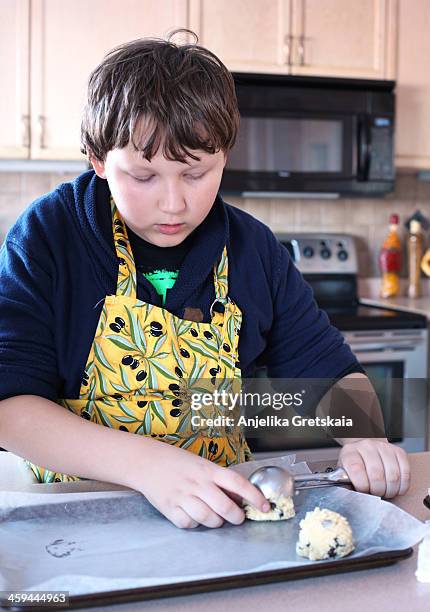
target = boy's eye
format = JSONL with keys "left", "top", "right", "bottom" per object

{"left": 133, "top": 175, "right": 154, "bottom": 183}
{"left": 131, "top": 172, "right": 206, "bottom": 182}
{"left": 185, "top": 173, "right": 205, "bottom": 180}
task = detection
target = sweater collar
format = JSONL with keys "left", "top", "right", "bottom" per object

{"left": 71, "top": 170, "right": 229, "bottom": 312}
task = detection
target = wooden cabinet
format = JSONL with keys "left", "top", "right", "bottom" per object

{"left": 0, "top": 0, "right": 30, "bottom": 159}
{"left": 290, "top": 0, "right": 397, "bottom": 79}
{"left": 190, "top": 0, "right": 397, "bottom": 79}
{"left": 395, "top": 0, "right": 430, "bottom": 169}
{"left": 29, "top": 0, "right": 188, "bottom": 160}
{"left": 188, "top": 0, "right": 291, "bottom": 73}
{"left": 0, "top": 0, "right": 401, "bottom": 162}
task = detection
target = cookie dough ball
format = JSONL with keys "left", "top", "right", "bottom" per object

{"left": 243, "top": 493, "right": 295, "bottom": 521}
{"left": 296, "top": 507, "right": 354, "bottom": 561}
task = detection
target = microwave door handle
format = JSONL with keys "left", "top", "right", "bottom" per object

{"left": 357, "top": 116, "right": 371, "bottom": 181}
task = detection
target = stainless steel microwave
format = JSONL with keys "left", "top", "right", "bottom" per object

{"left": 220, "top": 73, "right": 395, "bottom": 198}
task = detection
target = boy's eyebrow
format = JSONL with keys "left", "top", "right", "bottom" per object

{"left": 131, "top": 158, "right": 206, "bottom": 170}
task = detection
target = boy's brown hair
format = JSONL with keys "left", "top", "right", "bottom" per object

{"left": 81, "top": 29, "right": 240, "bottom": 163}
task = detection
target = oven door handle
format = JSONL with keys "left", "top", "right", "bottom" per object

{"left": 352, "top": 345, "right": 417, "bottom": 353}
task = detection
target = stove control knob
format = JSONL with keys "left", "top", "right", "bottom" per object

{"left": 338, "top": 249, "right": 349, "bottom": 261}
{"left": 320, "top": 248, "right": 331, "bottom": 259}
{"left": 303, "top": 246, "right": 314, "bottom": 258}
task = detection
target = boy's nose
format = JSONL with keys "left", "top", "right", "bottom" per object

{"left": 158, "top": 182, "right": 187, "bottom": 215}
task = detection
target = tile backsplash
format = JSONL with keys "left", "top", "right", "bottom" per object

{"left": 229, "top": 172, "right": 430, "bottom": 278}
{"left": 0, "top": 172, "right": 78, "bottom": 244}
{"left": 1, "top": 171, "right": 429, "bottom": 278}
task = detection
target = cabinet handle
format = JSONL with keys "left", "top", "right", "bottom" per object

{"left": 297, "top": 35, "right": 305, "bottom": 65}
{"left": 21, "top": 115, "right": 30, "bottom": 148}
{"left": 283, "top": 34, "right": 293, "bottom": 66}
{"left": 38, "top": 115, "right": 47, "bottom": 149}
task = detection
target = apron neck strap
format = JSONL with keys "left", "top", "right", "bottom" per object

{"left": 111, "top": 197, "right": 137, "bottom": 298}
{"left": 213, "top": 246, "right": 229, "bottom": 301}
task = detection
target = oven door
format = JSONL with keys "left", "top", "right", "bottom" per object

{"left": 344, "top": 329, "right": 429, "bottom": 453}
{"left": 248, "top": 329, "right": 428, "bottom": 458}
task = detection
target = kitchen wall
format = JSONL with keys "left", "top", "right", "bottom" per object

{"left": 1, "top": 170, "right": 429, "bottom": 278}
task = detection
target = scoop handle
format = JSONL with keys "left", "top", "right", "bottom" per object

{"left": 294, "top": 467, "right": 351, "bottom": 485}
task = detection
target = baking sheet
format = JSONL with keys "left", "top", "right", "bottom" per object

{"left": 0, "top": 457, "right": 427, "bottom": 597}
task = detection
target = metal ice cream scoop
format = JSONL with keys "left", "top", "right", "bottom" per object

{"left": 248, "top": 465, "right": 351, "bottom": 499}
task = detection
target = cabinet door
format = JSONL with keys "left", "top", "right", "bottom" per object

{"left": 30, "top": 0, "right": 188, "bottom": 160}
{"left": 396, "top": 0, "right": 430, "bottom": 169}
{"left": 0, "top": 0, "right": 30, "bottom": 159}
{"left": 189, "top": 0, "right": 292, "bottom": 74}
{"left": 290, "top": 0, "right": 397, "bottom": 79}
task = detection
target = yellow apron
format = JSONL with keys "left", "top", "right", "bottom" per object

{"left": 28, "top": 197, "right": 253, "bottom": 482}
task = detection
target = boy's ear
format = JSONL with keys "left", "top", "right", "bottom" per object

{"left": 89, "top": 153, "right": 107, "bottom": 179}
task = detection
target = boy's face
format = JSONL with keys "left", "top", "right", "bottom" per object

{"left": 91, "top": 136, "right": 227, "bottom": 247}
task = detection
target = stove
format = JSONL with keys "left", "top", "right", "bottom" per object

{"left": 251, "top": 232, "right": 428, "bottom": 456}
{"left": 277, "top": 232, "right": 427, "bottom": 331}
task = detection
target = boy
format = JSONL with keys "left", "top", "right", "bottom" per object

{"left": 0, "top": 31, "right": 410, "bottom": 529}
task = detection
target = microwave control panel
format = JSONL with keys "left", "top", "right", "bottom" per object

{"left": 369, "top": 116, "right": 395, "bottom": 181}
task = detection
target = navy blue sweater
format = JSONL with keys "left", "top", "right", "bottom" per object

{"left": 0, "top": 170, "right": 360, "bottom": 402}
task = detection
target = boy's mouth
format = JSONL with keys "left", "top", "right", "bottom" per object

{"left": 157, "top": 223, "right": 185, "bottom": 235}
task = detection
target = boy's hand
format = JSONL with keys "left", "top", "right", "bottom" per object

{"left": 126, "top": 437, "right": 270, "bottom": 528}
{"left": 337, "top": 438, "right": 410, "bottom": 498}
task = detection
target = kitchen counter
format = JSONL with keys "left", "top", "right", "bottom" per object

{"left": 14, "top": 452, "right": 430, "bottom": 612}
{"left": 361, "top": 295, "right": 430, "bottom": 319}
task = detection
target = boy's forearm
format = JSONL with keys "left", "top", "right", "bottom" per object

{"left": 0, "top": 394, "right": 149, "bottom": 487}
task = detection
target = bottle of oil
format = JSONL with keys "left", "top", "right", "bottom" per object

{"left": 408, "top": 219, "right": 424, "bottom": 298}
{"left": 379, "top": 214, "right": 401, "bottom": 298}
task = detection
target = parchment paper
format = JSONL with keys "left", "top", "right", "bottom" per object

{"left": 0, "top": 455, "right": 426, "bottom": 596}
